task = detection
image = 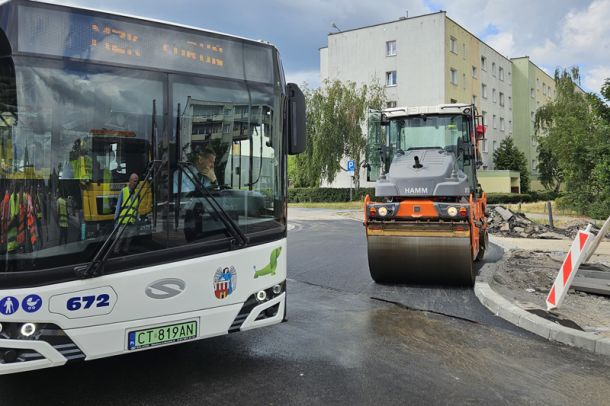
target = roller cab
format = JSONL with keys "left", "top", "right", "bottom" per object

{"left": 364, "top": 105, "right": 488, "bottom": 286}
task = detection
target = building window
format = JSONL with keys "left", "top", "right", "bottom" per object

{"left": 481, "top": 56, "right": 487, "bottom": 71}
{"left": 450, "top": 68, "right": 458, "bottom": 85}
{"left": 536, "top": 78, "right": 540, "bottom": 88}
{"left": 492, "top": 88, "right": 497, "bottom": 103}
{"left": 542, "top": 83, "right": 547, "bottom": 95}
{"left": 508, "top": 96, "right": 512, "bottom": 110}
{"left": 492, "top": 140, "right": 497, "bottom": 152}
{"left": 500, "top": 117, "right": 505, "bottom": 131}
{"left": 386, "top": 40, "right": 397, "bottom": 56}
{"left": 499, "top": 92, "right": 505, "bottom": 107}
{"left": 386, "top": 71, "right": 397, "bottom": 86}
{"left": 386, "top": 101, "right": 397, "bottom": 108}
{"left": 492, "top": 62, "right": 496, "bottom": 76}
{"left": 450, "top": 36, "right": 457, "bottom": 53}
{"left": 482, "top": 83, "right": 487, "bottom": 98}
{"left": 530, "top": 88, "right": 535, "bottom": 98}
{"left": 472, "top": 66, "right": 477, "bottom": 78}
{"left": 482, "top": 139, "right": 488, "bottom": 153}
{"left": 532, "top": 160, "right": 537, "bottom": 171}
{"left": 508, "top": 72, "right": 511, "bottom": 84}
{"left": 493, "top": 115, "right": 497, "bottom": 129}
{"left": 472, "top": 95, "right": 477, "bottom": 106}
{"left": 499, "top": 67, "right": 504, "bottom": 81}
{"left": 508, "top": 120, "right": 512, "bottom": 134}
{"left": 463, "top": 73, "right": 466, "bottom": 90}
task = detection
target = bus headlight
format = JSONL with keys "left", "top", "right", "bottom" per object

{"left": 272, "top": 284, "right": 282, "bottom": 295}
{"left": 256, "top": 290, "right": 267, "bottom": 302}
{"left": 20, "top": 323, "right": 36, "bottom": 337}
{"left": 378, "top": 206, "right": 388, "bottom": 217}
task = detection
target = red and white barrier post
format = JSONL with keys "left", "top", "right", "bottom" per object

{"left": 546, "top": 225, "right": 594, "bottom": 311}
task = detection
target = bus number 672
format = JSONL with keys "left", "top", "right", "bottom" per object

{"left": 67, "top": 294, "right": 111, "bottom": 311}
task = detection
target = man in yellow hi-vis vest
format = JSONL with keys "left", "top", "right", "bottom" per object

{"left": 113, "top": 173, "right": 139, "bottom": 255}
{"left": 57, "top": 193, "right": 69, "bottom": 245}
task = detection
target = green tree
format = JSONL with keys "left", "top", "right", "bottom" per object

{"left": 535, "top": 68, "right": 610, "bottom": 218}
{"left": 290, "top": 79, "right": 385, "bottom": 188}
{"left": 536, "top": 137, "right": 563, "bottom": 192}
{"left": 493, "top": 137, "right": 530, "bottom": 193}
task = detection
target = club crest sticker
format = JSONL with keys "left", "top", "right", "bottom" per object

{"left": 213, "top": 266, "right": 237, "bottom": 299}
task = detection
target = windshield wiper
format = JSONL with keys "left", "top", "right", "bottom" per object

{"left": 177, "top": 162, "right": 249, "bottom": 248}
{"left": 74, "top": 159, "right": 164, "bottom": 278}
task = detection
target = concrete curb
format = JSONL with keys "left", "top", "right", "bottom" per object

{"left": 474, "top": 261, "right": 610, "bottom": 356}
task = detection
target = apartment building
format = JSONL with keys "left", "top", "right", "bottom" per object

{"left": 511, "top": 57, "right": 556, "bottom": 176}
{"left": 319, "top": 12, "right": 544, "bottom": 190}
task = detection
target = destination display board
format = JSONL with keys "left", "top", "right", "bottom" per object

{"left": 17, "top": 5, "right": 273, "bottom": 83}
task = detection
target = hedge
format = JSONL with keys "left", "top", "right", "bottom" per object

{"left": 486, "top": 190, "right": 560, "bottom": 204}
{"left": 288, "top": 187, "right": 560, "bottom": 204}
{"left": 289, "top": 187, "right": 375, "bottom": 202}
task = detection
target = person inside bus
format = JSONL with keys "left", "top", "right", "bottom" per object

{"left": 194, "top": 148, "right": 217, "bottom": 188}
{"left": 113, "top": 173, "right": 139, "bottom": 254}
{"left": 56, "top": 190, "right": 69, "bottom": 246}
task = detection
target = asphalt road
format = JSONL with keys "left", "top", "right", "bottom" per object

{"left": 2, "top": 214, "right": 610, "bottom": 405}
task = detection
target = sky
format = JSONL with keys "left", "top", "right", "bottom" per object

{"left": 50, "top": 0, "right": 610, "bottom": 93}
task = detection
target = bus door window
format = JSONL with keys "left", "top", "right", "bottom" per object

{"left": 171, "top": 77, "right": 250, "bottom": 245}
{"left": 171, "top": 76, "right": 283, "bottom": 244}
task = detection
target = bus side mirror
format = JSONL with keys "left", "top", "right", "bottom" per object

{"left": 287, "top": 83, "right": 306, "bottom": 155}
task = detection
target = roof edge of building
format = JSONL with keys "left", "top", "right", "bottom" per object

{"left": 445, "top": 16, "right": 512, "bottom": 64}
{"left": 327, "top": 10, "right": 446, "bottom": 37}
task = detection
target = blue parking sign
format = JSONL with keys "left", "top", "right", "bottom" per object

{"left": 347, "top": 160, "right": 355, "bottom": 176}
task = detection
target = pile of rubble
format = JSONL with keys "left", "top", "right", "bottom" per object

{"left": 487, "top": 206, "right": 570, "bottom": 239}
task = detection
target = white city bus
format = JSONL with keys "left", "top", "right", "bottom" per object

{"left": 0, "top": 0, "right": 305, "bottom": 374}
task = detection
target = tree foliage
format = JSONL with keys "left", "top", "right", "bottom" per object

{"left": 492, "top": 137, "right": 530, "bottom": 193}
{"left": 536, "top": 137, "right": 563, "bottom": 192}
{"left": 290, "top": 79, "right": 385, "bottom": 188}
{"left": 535, "top": 68, "right": 610, "bottom": 218}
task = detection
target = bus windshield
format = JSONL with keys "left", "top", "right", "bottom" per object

{"left": 0, "top": 55, "right": 285, "bottom": 277}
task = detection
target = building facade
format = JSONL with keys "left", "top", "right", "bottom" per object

{"left": 510, "top": 57, "right": 556, "bottom": 177}
{"left": 319, "top": 12, "right": 553, "bottom": 191}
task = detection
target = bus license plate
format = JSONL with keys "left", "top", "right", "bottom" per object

{"left": 127, "top": 320, "right": 198, "bottom": 350}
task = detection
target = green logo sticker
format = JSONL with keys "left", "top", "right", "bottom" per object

{"left": 253, "top": 247, "right": 282, "bottom": 278}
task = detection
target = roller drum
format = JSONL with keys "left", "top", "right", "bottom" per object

{"left": 367, "top": 231, "right": 474, "bottom": 286}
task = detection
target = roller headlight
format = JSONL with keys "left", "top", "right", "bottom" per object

{"left": 378, "top": 206, "right": 388, "bottom": 217}
{"left": 447, "top": 206, "right": 458, "bottom": 217}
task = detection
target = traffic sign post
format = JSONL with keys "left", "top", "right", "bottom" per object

{"left": 347, "top": 160, "right": 355, "bottom": 201}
